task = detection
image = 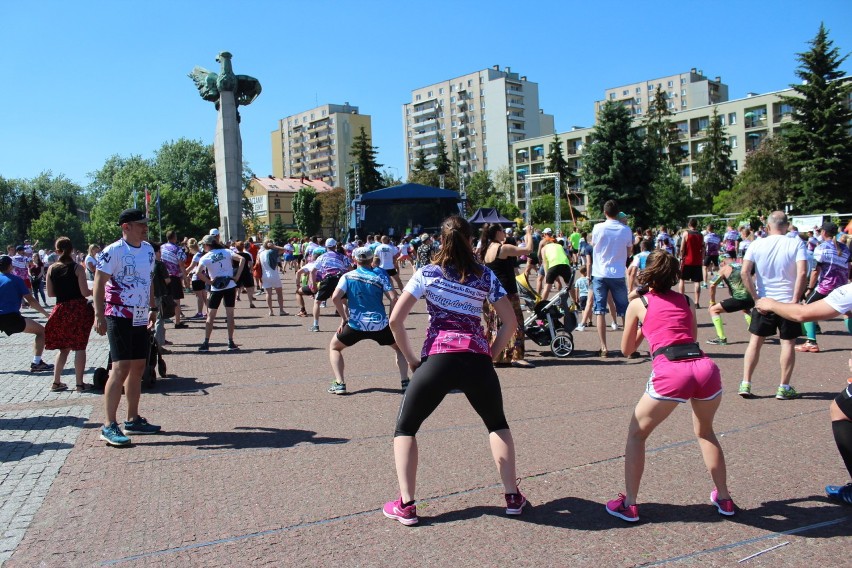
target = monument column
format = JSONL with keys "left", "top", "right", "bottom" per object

{"left": 215, "top": 90, "right": 245, "bottom": 241}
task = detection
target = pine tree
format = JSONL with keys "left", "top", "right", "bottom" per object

{"left": 543, "top": 133, "right": 574, "bottom": 196}
{"left": 413, "top": 149, "right": 428, "bottom": 172}
{"left": 349, "top": 127, "right": 383, "bottom": 192}
{"left": 692, "top": 108, "right": 735, "bottom": 211}
{"left": 582, "top": 101, "right": 656, "bottom": 227}
{"left": 780, "top": 23, "right": 852, "bottom": 212}
{"left": 434, "top": 133, "right": 451, "bottom": 176}
{"left": 644, "top": 87, "right": 685, "bottom": 165}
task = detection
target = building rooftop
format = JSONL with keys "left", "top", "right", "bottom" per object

{"left": 251, "top": 176, "right": 335, "bottom": 193}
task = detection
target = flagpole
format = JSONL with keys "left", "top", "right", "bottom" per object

{"left": 157, "top": 186, "right": 163, "bottom": 242}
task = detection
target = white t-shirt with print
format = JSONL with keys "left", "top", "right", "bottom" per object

{"left": 590, "top": 219, "right": 633, "bottom": 279}
{"left": 374, "top": 243, "right": 398, "bottom": 270}
{"left": 198, "top": 248, "right": 237, "bottom": 291}
{"left": 824, "top": 282, "right": 852, "bottom": 315}
{"left": 743, "top": 234, "right": 807, "bottom": 302}
{"left": 96, "top": 239, "right": 155, "bottom": 321}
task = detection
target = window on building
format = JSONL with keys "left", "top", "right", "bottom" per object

{"left": 681, "top": 165, "right": 691, "bottom": 177}
{"left": 274, "top": 198, "right": 281, "bottom": 209}
{"left": 718, "top": 114, "right": 726, "bottom": 126}
{"left": 322, "top": 110, "right": 327, "bottom": 117}
{"left": 728, "top": 112, "right": 737, "bottom": 125}
{"left": 667, "top": 81, "right": 673, "bottom": 87}
{"left": 636, "top": 97, "right": 641, "bottom": 103}
{"left": 427, "top": 91, "right": 433, "bottom": 97}
{"left": 415, "top": 94, "right": 421, "bottom": 101}
{"left": 731, "top": 160, "right": 738, "bottom": 171}
{"left": 450, "top": 96, "right": 455, "bottom": 103}
{"left": 636, "top": 87, "right": 641, "bottom": 94}
{"left": 648, "top": 84, "right": 654, "bottom": 91}
{"left": 729, "top": 136, "right": 738, "bottom": 148}
{"left": 622, "top": 89, "right": 629, "bottom": 96}
{"left": 681, "top": 77, "right": 687, "bottom": 85}
{"left": 439, "top": 87, "right": 444, "bottom": 94}
{"left": 609, "top": 93, "right": 616, "bottom": 100}
{"left": 468, "top": 80, "right": 472, "bottom": 87}
{"left": 681, "top": 89, "right": 687, "bottom": 97}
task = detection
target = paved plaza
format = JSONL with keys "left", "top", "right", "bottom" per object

{"left": 1, "top": 268, "right": 850, "bottom": 567}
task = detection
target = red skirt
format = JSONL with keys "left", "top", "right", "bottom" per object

{"left": 45, "top": 298, "right": 95, "bottom": 351}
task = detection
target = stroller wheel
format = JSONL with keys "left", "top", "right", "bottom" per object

{"left": 93, "top": 367, "right": 108, "bottom": 390}
{"left": 550, "top": 331, "right": 574, "bottom": 358}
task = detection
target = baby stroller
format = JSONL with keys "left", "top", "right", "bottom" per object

{"left": 93, "top": 329, "right": 166, "bottom": 391}
{"left": 515, "top": 273, "right": 578, "bottom": 358}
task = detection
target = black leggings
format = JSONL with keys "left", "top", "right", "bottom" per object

{"left": 394, "top": 353, "right": 509, "bottom": 437}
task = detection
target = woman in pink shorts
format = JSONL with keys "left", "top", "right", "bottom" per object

{"left": 606, "top": 250, "right": 735, "bottom": 522}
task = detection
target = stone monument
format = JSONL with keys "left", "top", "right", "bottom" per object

{"left": 189, "top": 52, "right": 262, "bottom": 241}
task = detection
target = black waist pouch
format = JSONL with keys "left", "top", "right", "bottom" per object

{"left": 652, "top": 342, "right": 701, "bottom": 361}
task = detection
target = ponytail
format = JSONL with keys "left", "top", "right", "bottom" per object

{"left": 433, "top": 215, "right": 483, "bottom": 283}
{"left": 55, "top": 237, "right": 74, "bottom": 264}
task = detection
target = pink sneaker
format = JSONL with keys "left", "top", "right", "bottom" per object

{"left": 606, "top": 493, "right": 639, "bottom": 522}
{"left": 505, "top": 486, "right": 528, "bottom": 515}
{"left": 383, "top": 497, "right": 418, "bottom": 526}
{"left": 710, "top": 488, "right": 735, "bottom": 516}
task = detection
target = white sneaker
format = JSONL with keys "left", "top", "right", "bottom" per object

{"left": 610, "top": 322, "right": 618, "bottom": 331}
{"left": 575, "top": 325, "right": 585, "bottom": 332}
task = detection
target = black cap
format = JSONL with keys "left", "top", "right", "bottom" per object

{"left": 15, "top": 245, "right": 25, "bottom": 252}
{"left": 0, "top": 255, "right": 11, "bottom": 270}
{"left": 822, "top": 221, "right": 838, "bottom": 236}
{"left": 117, "top": 208, "right": 148, "bottom": 226}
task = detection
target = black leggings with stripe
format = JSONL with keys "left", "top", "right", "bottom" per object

{"left": 394, "top": 353, "right": 509, "bottom": 437}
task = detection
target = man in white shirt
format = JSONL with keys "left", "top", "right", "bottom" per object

{"left": 590, "top": 200, "right": 634, "bottom": 357}
{"left": 373, "top": 235, "right": 402, "bottom": 290}
{"left": 740, "top": 211, "right": 808, "bottom": 400}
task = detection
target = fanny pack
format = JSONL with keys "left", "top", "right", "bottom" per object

{"left": 652, "top": 342, "right": 702, "bottom": 361}
{"left": 212, "top": 276, "right": 233, "bottom": 289}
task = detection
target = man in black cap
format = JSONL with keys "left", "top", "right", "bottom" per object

{"left": 0, "top": 255, "right": 53, "bottom": 372}
{"left": 93, "top": 208, "right": 161, "bottom": 446}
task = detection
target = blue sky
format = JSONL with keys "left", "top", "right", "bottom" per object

{"left": 2, "top": 0, "right": 851, "bottom": 189}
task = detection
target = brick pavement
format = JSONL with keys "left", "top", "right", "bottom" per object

{"left": 1, "top": 275, "right": 850, "bottom": 567}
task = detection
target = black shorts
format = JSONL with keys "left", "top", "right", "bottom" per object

{"left": 0, "top": 312, "right": 27, "bottom": 336}
{"left": 835, "top": 383, "right": 852, "bottom": 420}
{"left": 336, "top": 324, "right": 396, "bottom": 347}
{"left": 191, "top": 279, "right": 206, "bottom": 292}
{"left": 681, "top": 264, "right": 703, "bottom": 283}
{"left": 384, "top": 268, "right": 398, "bottom": 277}
{"left": 315, "top": 275, "right": 341, "bottom": 301}
{"left": 168, "top": 278, "right": 185, "bottom": 300}
{"left": 805, "top": 290, "right": 827, "bottom": 304}
{"left": 106, "top": 316, "right": 149, "bottom": 362}
{"left": 299, "top": 286, "right": 315, "bottom": 296}
{"left": 749, "top": 308, "right": 801, "bottom": 340}
{"left": 720, "top": 297, "right": 754, "bottom": 313}
{"left": 545, "top": 264, "right": 573, "bottom": 285}
{"left": 208, "top": 287, "right": 237, "bottom": 310}
{"left": 703, "top": 255, "right": 720, "bottom": 268}
{"left": 294, "top": 254, "right": 303, "bottom": 262}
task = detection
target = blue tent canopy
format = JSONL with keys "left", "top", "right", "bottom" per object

{"left": 360, "top": 183, "right": 460, "bottom": 202}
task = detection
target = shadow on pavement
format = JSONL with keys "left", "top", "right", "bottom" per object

{"left": 235, "top": 346, "right": 321, "bottom": 355}
{"left": 0, "top": 415, "right": 87, "bottom": 431}
{"left": 349, "top": 387, "right": 404, "bottom": 396}
{"left": 729, "top": 495, "right": 852, "bottom": 537}
{"left": 0, "top": 440, "right": 75, "bottom": 462}
{"left": 142, "top": 427, "right": 348, "bottom": 450}
{"left": 151, "top": 376, "right": 221, "bottom": 395}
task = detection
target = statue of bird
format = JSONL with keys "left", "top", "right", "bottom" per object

{"left": 189, "top": 52, "right": 262, "bottom": 107}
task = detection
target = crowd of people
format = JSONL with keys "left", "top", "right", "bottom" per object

{"left": 1, "top": 201, "right": 850, "bottom": 522}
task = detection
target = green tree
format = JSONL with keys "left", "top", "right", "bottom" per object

{"left": 407, "top": 168, "right": 440, "bottom": 187}
{"left": 269, "top": 216, "right": 287, "bottom": 244}
{"left": 530, "top": 194, "right": 571, "bottom": 225}
{"left": 720, "top": 135, "right": 793, "bottom": 214}
{"left": 544, "top": 133, "right": 574, "bottom": 194}
{"left": 650, "top": 164, "right": 697, "bottom": 228}
{"left": 582, "top": 101, "right": 656, "bottom": 228}
{"left": 380, "top": 169, "right": 403, "bottom": 187}
{"left": 152, "top": 138, "right": 216, "bottom": 193}
{"left": 349, "top": 127, "right": 383, "bottom": 192}
{"left": 434, "top": 133, "right": 451, "bottom": 176}
{"left": 691, "top": 107, "right": 735, "bottom": 211}
{"left": 293, "top": 186, "right": 321, "bottom": 236}
{"left": 492, "top": 166, "right": 514, "bottom": 203}
{"left": 413, "top": 149, "right": 429, "bottom": 172}
{"left": 645, "top": 87, "right": 686, "bottom": 165}
{"left": 481, "top": 195, "right": 520, "bottom": 220}
{"left": 464, "top": 170, "right": 494, "bottom": 211}
{"left": 318, "top": 187, "right": 346, "bottom": 238}
{"left": 780, "top": 23, "right": 852, "bottom": 212}
{"left": 28, "top": 202, "right": 85, "bottom": 250}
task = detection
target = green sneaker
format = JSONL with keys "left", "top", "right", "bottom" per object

{"left": 738, "top": 382, "right": 753, "bottom": 398}
{"left": 706, "top": 337, "right": 728, "bottom": 346}
{"left": 327, "top": 381, "right": 347, "bottom": 395}
{"left": 776, "top": 385, "right": 801, "bottom": 400}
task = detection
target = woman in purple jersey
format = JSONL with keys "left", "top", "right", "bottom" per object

{"left": 382, "top": 215, "right": 526, "bottom": 526}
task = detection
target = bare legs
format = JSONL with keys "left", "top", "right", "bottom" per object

{"left": 103, "top": 359, "right": 145, "bottom": 425}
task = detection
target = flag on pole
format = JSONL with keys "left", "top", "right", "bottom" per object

{"left": 145, "top": 188, "right": 151, "bottom": 218}
{"left": 133, "top": 189, "right": 137, "bottom": 209}
{"left": 156, "top": 188, "right": 161, "bottom": 218}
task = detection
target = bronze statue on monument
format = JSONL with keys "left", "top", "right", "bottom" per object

{"left": 189, "top": 52, "right": 261, "bottom": 241}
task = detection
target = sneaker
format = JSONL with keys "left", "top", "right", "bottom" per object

{"left": 776, "top": 385, "right": 801, "bottom": 400}
{"left": 198, "top": 341, "right": 210, "bottom": 352}
{"left": 327, "top": 381, "right": 347, "bottom": 395}
{"left": 309, "top": 324, "right": 320, "bottom": 332}
{"left": 706, "top": 337, "right": 728, "bottom": 346}
{"left": 30, "top": 361, "right": 54, "bottom": 373}
{"left": 401, "top": 378, "right": 410, "bottom": 392}
{"left": 382, "top": 497, "right": 418, "bottom": 526}
{"left": 100, "top": 422, "right": 131, "bottom": 446}
{"left": 123, "top": 416, "right": 161, "bottom": 435}
{"left": 710, "top": 488, "right": 735, "bottom": 516}
{"left": 320, "top": 301, "right": 327, "bottom": 309}
{"left": 228, "top": 340, "right": 239, "bottom": 350}
{"left": 575, "top": 324, "right": 586, "bottom": 332}
{"left": 606, "top": 493, "right": 639, "bottom": 522}
{"left": 191, "top": 312, "right": 204, "bottom": 319}
{"left": 738, "top": 382, "right": 753, "bottom": 398}
{"left": 825, "top": 483, "right": 852, "bottom": 505}
{"left": 505, "top": 483, "right": 527, "bottom": 515}
{"left": 174, "top": 322, "right": 189, "bottom": 329}
{"left": 610, "top": 322, "right": 618, "bottom": 331}
{"left": 599, "top": 349, "right": 608, "bottom": 359}
{"left": 794, "top": 342, "right": 820, "bottom": 353}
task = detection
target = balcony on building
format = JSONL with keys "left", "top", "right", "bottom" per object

{"left": 507, "top": 98, "right": 524, "bottom": 109}
{"left": 412, "top": 102, "right": 439, "bottom": 117}
{"left": 418, "top": 141, "right": 438, "bottom": 150}
{"left": 515, "top": 149, "right": 528, "bottom": 163}
{"left": 413, "top": 129, "right": 436, "bottom": 140}
{"left": 744, "top": 107, "right": 768, "bottom": 129}
{"left": 508, "top": 126, "right": 525, "bottom": 134}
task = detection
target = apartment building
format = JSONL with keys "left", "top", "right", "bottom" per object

{"left": 595, "top": 68, "right": 729, "bottom": 118}
{"left": 402, "top": 66, "right": 554, "bottom": 178}
{"left": 513, "top": 86, "right": 800, "bottom": 216}
{"left": 271, "top": 103, "right": 372, "bottom": 188}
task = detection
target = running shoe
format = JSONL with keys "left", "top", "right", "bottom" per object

{"left": 30, "top": 361, "right": 54, "bottom": 373}
{"left": 505, "top": 482, "right": 527, "bottom": 515}
{"left": 174, "top": 322, "right": 189, "bottom": 329}
{"left": 309, "top": 324, "right": 320, "bottom": 332}
{"left": 776, "top": 385, "right": 801, "bottom": 400}
{"left": 191, "top": 312, "right": 205, "bottom": 319}
{"left": 574, "top": 324, "right": 586, "bottom": 332}
{"left": 706, "top": 337, "right": 728, "bottom": 346}
{"left": 599, "top": 349, "right": 608, "bottom": 359}
{"left": 198, "top": 340, "right": 210, "bottom": 352}
{"left": 794, "top": 342, "right": 820, "bottom": 353}
{"left": 327, "top": 381, "right": 347, "bottom": 395}
{"left": 605, "top": 493, "right": 639, "bottom": 522}
{"left": 100, "top": 422, "right": 131, "bottom": 446}
{"left": 710, "top": 488, "right": 735, "bottom": 516}
{"left": 610, "top": 322, "right": 618, "bottom": 331}
{"left": 738, "top": 382, "right": 753, "bottom": 398}
{"left": 123, "top": 416, "right": 161, "bottom": 435}
{"left": 382, "top": 497, "right": 418, "bottom": 526}
{"left": 228, "top": 340, "right": 239, "bottom": 350}
{"left": 320, "top": 301, "right": 327, "bottom": 309}
{"left": 825, "top": 483, "right": 852, "bottom": 505}
{"left": 400, "top": 378, "right": 410, "bottom": 392}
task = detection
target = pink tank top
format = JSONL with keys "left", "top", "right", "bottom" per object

{"left": 641, "top": 290, "right": 695, "bottom": 355}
